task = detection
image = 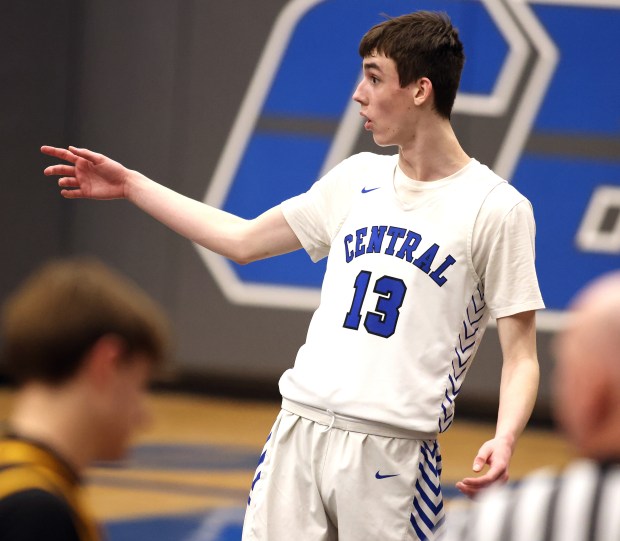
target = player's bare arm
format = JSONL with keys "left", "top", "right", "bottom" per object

{"left": 41, "top": 145, "right": 302, "bottom": 264}
{"left": 456, "top": 310, "right": 540, "bottom": 498}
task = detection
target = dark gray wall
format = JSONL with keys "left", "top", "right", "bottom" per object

{"left": 1, "top": 1, "right": 75, "bottom": 298}
{"left": 1, "top": 0, "right": 557, "bottom": 421}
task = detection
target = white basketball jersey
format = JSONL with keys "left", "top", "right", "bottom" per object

{"left": 279, "top": 153, "right": 544, "bottom": 433}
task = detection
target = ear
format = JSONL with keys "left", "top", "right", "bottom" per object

{"left": 82, "top": 334, "right": 126, "bottom": 389}
{"left": 412, "top": 77, "right": 433, "bottom": 107}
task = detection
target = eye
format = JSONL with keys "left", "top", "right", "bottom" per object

{"left": 370, "top": 75, "right": 379, "bottom": 84}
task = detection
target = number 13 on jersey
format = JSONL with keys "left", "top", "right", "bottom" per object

{"left": 343, "top": 270, "right": 407, "bottom": 339}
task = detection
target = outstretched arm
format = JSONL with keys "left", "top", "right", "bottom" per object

{"left": 41, "top": 146, "right": 302, "bottom": 264}
{"left": 456, "top": 310, "right": 540, "bottom": 498}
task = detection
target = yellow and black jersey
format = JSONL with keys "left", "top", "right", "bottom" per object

{"left": 0, "top": 434, "right": 100, "bottom": 541}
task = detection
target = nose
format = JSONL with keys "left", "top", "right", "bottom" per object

{"left": 352, "top": 78, "right": 366, "bottom": 104}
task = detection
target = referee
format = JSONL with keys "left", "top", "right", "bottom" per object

{"left": 445, "top": 271, "right": 620, "bottom": 541}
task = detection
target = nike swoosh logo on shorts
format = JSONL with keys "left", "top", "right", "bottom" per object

{"left": 375, "top": 471, "right": 400, "bottom": 479}
{"left": 362, "top": 186, "right": 380, "bottom": 193}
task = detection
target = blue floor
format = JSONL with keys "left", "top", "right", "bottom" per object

{"left": 106, "top": 508, "right": 245, "bottom": 541}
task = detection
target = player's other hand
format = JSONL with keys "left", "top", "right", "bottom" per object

{"left": 41, "top": 146, "right": 130, "bottom": 200}
{"left": 455, "top": 437, "right": 512, "bottom": 498}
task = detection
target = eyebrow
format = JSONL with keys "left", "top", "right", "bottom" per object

{"left": 363, "top": 61, "right": 383, "bottom": 73}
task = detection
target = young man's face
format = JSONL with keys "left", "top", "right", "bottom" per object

{"left": 352, "top": 52, "right": 417, "bottom": 148}
{"left": 94, "top": 353, "right": 153, "bottom": 462}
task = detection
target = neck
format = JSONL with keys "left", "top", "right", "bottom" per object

{"left": 9, "top": 384, "right": 94, "bottom": 473}
{"left": 397, "top": 115, "right": 470, "bottom": 181}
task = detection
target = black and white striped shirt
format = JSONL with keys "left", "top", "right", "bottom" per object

{"left": 445, "top": 459, "right": 620, "bottom": 541}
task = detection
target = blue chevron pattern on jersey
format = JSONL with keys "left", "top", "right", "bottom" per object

{"left": 438, "top": 285, "right": 486, "bottom": 433}
{"left": 410, "top": 441, "right": 445, "bottom": 540}
{"left": 246, "top": 432, "right": 271, "bottom": 505}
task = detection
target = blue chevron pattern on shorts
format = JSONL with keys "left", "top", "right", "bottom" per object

{"left": 410, "top": 441, "right": 445, "bottom": 540}
{"left": 246, "top": 432, "right": 271, "bottom": 505}
{"left": 438, "top": 284, "right": 487, "bottom": 433}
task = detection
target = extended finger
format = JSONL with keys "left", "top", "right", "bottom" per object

{"left": 58, "top": 177, "right": 79, "bottom": 188}
{"left": 69, "top": 146, "right": 105, "bottom": 165}
{"left": 60, "top": 188, "right": 84, "bottom": 199}
{"left": 44, "top": 164, "right": 75, "bottom": 177}
{"left": 460, "top": 467, "right": 507, "bottom": 487}
{"left": 455, "top": 481, "right": 478, "bottom": 498}
{"left": 41, "top": 146, "right": 78, "bottom": 164}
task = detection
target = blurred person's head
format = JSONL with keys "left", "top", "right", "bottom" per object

{"left": 553, "top": 271, "right": 620, "bottom": 460}
{"left": 1, "top": 257, "right": 171, "bottom": 465}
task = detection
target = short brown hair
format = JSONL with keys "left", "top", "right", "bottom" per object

{"left": 359, "top": 11, "right": 465, "bottom": 118}
{"left": 1, "top": 257, "right": 171, "bottom": 385}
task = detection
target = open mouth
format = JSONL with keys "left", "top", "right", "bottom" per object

{"left": 360, "top": 113, "right": 372, "bottom": 130}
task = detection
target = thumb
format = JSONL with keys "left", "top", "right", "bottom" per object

{"left": 472, "top": 446, "right": 491, "bottom": 472}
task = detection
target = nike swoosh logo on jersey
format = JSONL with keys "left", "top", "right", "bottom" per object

{"left": 361, "top": 186, "right": 380, "bottom": 193}
{"left": 375, "top": 471, "right": 400, "bottom": 479}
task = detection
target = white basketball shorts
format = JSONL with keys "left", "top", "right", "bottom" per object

{"left": 242, "top": 400, "right": 445, "bottom": 541}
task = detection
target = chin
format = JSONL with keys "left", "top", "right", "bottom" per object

{"left": 96, "top": 445, "right": 130, "bottom": 463}
{"left": 372, "top": 134, "right": 398, "bottom": 148}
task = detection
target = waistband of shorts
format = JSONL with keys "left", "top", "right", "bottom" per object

{"left": 281, "top": 398, "right": 438, "bottom": 440}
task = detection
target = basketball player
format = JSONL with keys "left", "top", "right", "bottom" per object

{"left": 0, "top": 258, "right": 170, "bottom": 541}
{"left": 444, "top": 271, "right": 620, "bottom": 540}
{"left": 41, "top": 11, "right": 543, "bottom": 540}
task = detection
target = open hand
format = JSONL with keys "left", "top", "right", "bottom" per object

{"left": 41, "top": 146, "right": 130, "bottom": 200}
{"left": 455, "top": 437, "right": 512, "bottom": 498}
